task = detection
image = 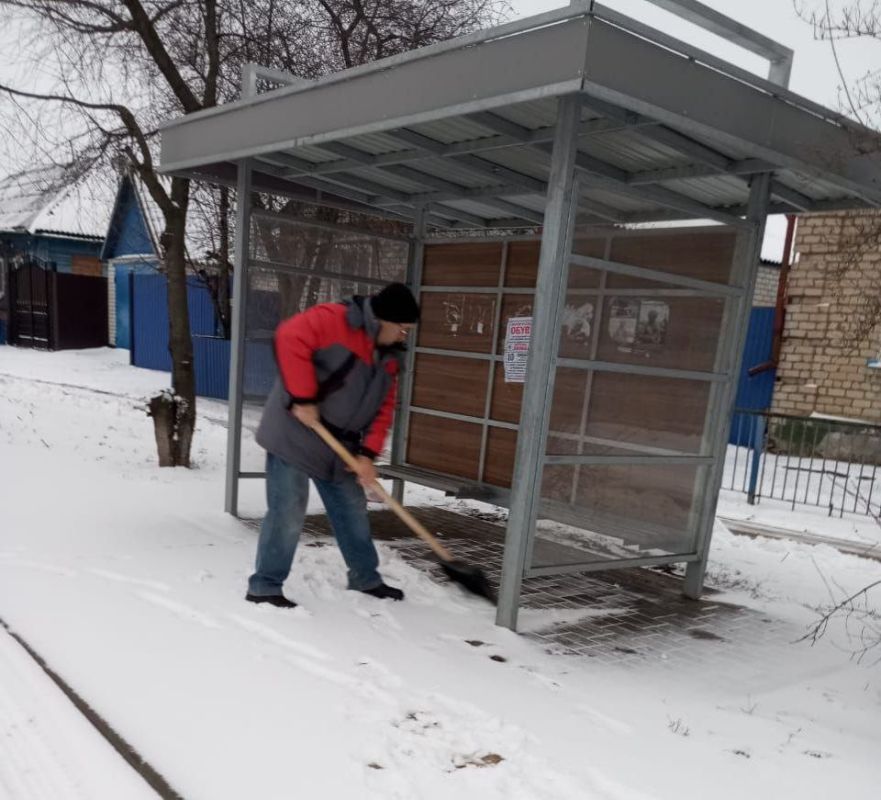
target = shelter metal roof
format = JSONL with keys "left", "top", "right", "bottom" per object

{"left": 158, "top": 2, "right": 881, "bottom": 231}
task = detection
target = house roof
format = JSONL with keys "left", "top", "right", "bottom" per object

{"left": 0, "top": 164, "right": 115, "bottom": 240}
{"left": 101, "top": 171, "right": 216, "bottom": 264}
{"left": 158, "top": 3, "right": 881, "bottom": 231}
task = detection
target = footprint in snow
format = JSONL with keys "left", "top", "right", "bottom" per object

{"left": 355, "top": 657, "right": 404, "bottom": 690}
{"left": 354, "top": 604, "right": 404, "bottom": 635}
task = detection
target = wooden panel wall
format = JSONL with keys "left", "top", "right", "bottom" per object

{"left": 406, "top": 229, "right": 737, "bottom": 498}
{"left": 407, "top": 413, "right": 482, "bottom": 480}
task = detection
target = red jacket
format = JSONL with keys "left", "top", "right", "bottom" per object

{"left": 274, "top": 300, "right": 399, "bottom": 459}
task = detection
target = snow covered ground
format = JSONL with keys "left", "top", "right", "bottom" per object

{"left": 1, "top": 347, "right": 880, "bottom": 800}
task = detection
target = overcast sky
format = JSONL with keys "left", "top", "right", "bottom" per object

{"left": 510, "top": 1, "right": 879, "bottom": 114}
{"left": 1, "top": 0, "right": 877, "bottom": 249}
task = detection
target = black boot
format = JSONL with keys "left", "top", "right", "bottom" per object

{"left": 360, "top": 583, "right": 404, "bottom": 601}
{"left": 245, "top": 593, "right": 297, "bottom": 609}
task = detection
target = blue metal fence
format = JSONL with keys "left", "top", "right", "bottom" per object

{"left": 129, "top": 273, "right": 277, "bottom": 401}
{"left": 130, "top": 274, "right": 231, "bottom": 400}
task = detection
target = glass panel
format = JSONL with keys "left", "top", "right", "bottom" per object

{"left": 530, "top": 463, "right": 706, "bottom": 569}
{"left": 607, "top": 228, "right": 739, "bottom": 287}
{"left": 505, "top": 241, "right": 540, "bottom": 287}
{"left": 569, "top": 231, "right": 609, "bottom": 262}
{"left": 417, "top": 292, "right": 497, "bottom": 353}
{"left": 596, "top": 294, "right": 726, "bottom": 372}
{"left": 406, "top": 412, "right": 482, "bottom": 480}
{"left": 411, "top": 354, "right": 489, "bottom": 417}
{"left": 495, "top": 293, "right": 534, "bottom": 353}
{"left": 422, "top": 241, "right": 502, "bottom": 286}
{"left": 490, "top": 364, "right": 523, "bottom": 425}
{"left": 483, "top": 425, "right": 517, "bottom": 487}
{"left": 244, "top": 215, "right": 408, "bottom": 393}
{"left": 558, "top": 290, "right": 599, "bottom": 359}
{"left": 546, "top": 371, "right": 711, "bottom": 456}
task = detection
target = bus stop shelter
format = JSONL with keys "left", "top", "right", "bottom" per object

{"left": 158, "top": 1, "right": 881, "bottom": 629}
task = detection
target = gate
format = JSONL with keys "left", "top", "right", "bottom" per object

{"left": 8, "top": 262, "right": 52, "bottom": 348}
{"left": 6, "top": 260, "right": 108, "bottom": 350}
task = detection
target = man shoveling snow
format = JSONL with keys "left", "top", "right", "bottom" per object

{"left": 246, "top": 283, "right": 420, "bottom": 608}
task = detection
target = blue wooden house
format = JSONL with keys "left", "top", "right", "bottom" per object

{"left": 101, "top": 172, "right": 245, "bottom": 399}
{"left": 101, "top": 173, "right": 163, "bottom": 349}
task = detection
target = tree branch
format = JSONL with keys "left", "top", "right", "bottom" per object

{"left": 121, "top": 0, "right": 202, "bottom": 113}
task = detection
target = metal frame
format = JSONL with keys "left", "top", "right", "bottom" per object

{"left": 496, "top": 95, "right": 582, "bottom": 630}
{"left": 390, "top": 207, "right": 426, "bottom": 502}
{"left": 225, "top": 159, "right": 253, "bottom": 515}
{"left": 683, "top": 173, "right": 772, "bottom": 597}
{"left": 159, "top": 4, "right": 881, "bottom": 632}
{"left": 625, "top": 1, "right": 793, "bottom": 86}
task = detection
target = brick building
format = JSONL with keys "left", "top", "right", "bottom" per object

{"left": 772, "top": 211, "right": 881, "bottom": 423}
{"left": 753, "top": 261, "right": 780, "bottom": 308}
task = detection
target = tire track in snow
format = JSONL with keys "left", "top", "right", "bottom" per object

{"left": 136, "top": 592, "right": 222, "bottom": 629}
{"left": 89, "top": 568, "right": 171, "bottom": 592}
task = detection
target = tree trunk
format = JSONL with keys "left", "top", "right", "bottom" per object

{"left": 150, "top": 176, "right": 196, "bottom": 468}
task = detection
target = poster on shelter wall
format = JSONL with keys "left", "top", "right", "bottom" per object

{"left": 504, "top": 316, "right": 532, "bottom": 383}
{"left": 442, "top": 294, "right": 494, "bottom": 337}
{"left": 608, "top": 298, "right": 669, "bottom": 354}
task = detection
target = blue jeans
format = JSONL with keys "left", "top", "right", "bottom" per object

{"left": 247, "top": 452, "right": 383, "bottom": 595}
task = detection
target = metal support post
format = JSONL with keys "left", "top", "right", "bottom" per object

{"left": 224, "top": 159, "right": 253, "bottom": 516}
{"left": 684, "top": 172, "right": 771, "bottom": 597}
{"left": 747, "top": 413, "right": 766, "bottom": 504}
{"left": 496, "top": 95, "right": 581, "bottom": 630}
{"left": 390, "top": 206, "right": 427, "bottom": 503}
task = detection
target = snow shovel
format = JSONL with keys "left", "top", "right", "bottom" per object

{"left": 311, "top": 421, "right": 496, "bottom": 603}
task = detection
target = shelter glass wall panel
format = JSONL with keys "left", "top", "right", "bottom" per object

{"left": 532, "top": 463, "right": 709, "bottom": 568}
{"left": 411, "top": 353, "right": 489, "bottom": 418}
{"left": 529, "top": 220, "right": 740, "bottom": 571}
{"left": 238, "top": 212, "right": 408, "bottom": 473}
{"left": 416, "top": 292, "right": 497, "bottom": 353}
{"left": 545, "top": 371, "right": 712, "bottom": 455}
{"left": 406, "top": 412, "right": 482, "bottom": 480}
{"left": 403, "top": 226, "right": 737, "bottom": 564}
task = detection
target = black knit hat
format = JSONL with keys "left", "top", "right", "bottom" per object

{"left": 370, "top": 282, "right": 420, "bottom": 324}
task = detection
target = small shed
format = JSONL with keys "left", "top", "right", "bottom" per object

{"left": 158, "top": 2, "right": 881, "bottom": 629}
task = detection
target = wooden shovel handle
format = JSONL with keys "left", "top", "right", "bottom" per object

{"left": 311, "top": 421, "right": 454, "bottom": 562}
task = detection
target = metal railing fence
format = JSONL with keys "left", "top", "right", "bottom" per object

{"left": 724, "top": 410, "right": 881, "bottom": 518}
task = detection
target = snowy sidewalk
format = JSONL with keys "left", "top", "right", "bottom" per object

{"left": 0, "top": 625, "right": 159, "bottom": 799}
{"left": 2, "top": 347, "right": 881, "bottom": 800}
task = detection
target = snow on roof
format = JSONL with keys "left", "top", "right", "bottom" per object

{"left": 0, "top": 164, "right": 116, "bottom": 240}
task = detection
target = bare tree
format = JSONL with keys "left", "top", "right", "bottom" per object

{"left": 0, "top": 0, "right": 504, "bottom": 467}
{"left": 795, "top": 1, "right": 881, "bottom": 344}
{"left": 799, "top": 576, "right": 881, "bottom": 663}
{"left": 791, "top": 1, "right": 881, "bottom": 658}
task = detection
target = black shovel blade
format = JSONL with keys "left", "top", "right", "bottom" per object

{"left": 440, "top": 559, "right": 496, "bottom": 604}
